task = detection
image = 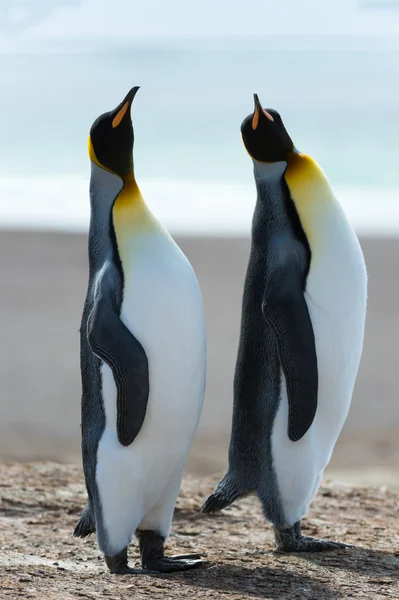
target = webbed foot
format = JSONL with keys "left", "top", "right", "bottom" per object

{"left": 137, "top": 530, "right": 204, "bottom": 572}
{"left": 170, "top": 553, "right": 204, "bottom": 560}
{"left": 274, "top": 521, "right": 353, "bottom": 553}
{"left": 105, "top": 547, "right": 158, "bottom": 575}
{"left": 144, "top": 555, "right": 202, "bottom": 572}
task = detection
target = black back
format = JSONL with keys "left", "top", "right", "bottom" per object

{"left": 230, "top": 170, "right": 311, "bottom": 522}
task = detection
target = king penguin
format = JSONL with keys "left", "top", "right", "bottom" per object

{"left": 202, "top": 94, "right": 367, "bottom": 552}
{"left": 74, "top": 87, "right": 206, "bottom": 573}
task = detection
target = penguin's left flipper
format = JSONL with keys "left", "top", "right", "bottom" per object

{"left": 88, "top": 266, "right": 149, "bottom": 447}
{"left": 262, "top": 258, "right": 318, "bottom": 442}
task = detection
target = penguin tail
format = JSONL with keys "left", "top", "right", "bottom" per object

{"left": 73, "top": 503, "right": 96, "bottom": 538}
{"left": 201, "top": 474, "right": 242, "bottom": 514}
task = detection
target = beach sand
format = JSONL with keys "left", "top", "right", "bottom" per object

{"left": 0, "top": 230, "right": 398, "bottom": 484}
{"left": 2, "top": 462, "right": 398, "bottom": 600}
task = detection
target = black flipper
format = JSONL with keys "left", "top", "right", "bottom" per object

{"left": 88, "top": 264, "right": 149, "bottom": 447}
{"left": 262, "top": 251, "right": 318, "bottom": 442}
{"left": 201, "top": 473, "right": 243, "bottom": 514}
{"left": 73, "top": 503, "right": 96, "bottom": 538}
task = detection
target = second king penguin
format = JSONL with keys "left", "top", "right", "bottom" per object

{"left": 202, "top": 95, "right": 367, "bottom": 552}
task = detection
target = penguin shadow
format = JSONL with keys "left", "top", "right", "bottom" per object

{"left": 299, "top": 545, "right": 399, "bottom": 579}
{"left": 161, "top": 561, "right": 344, "bottom": 599}
{"left": 160, "top": 547, "right": 399, "bottom": 598}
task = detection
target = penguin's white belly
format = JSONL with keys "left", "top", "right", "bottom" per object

{"left": 271, "top": 222, "right": 367, "bottom": 527}
{"left": 96, "top": 232, "right": 206, "bottom": 553}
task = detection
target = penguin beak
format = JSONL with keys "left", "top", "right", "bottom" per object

{"left": 252, "top": 93, "right": 274, "bottom": 130}
{"left": 111, "top": 86, "right": 140, "bottom": 129}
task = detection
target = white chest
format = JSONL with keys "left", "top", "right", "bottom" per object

{"left": 305, "top": 206, "right": 367, "bottom": 385}
{"left": 111, "top": 228, "right": 206, "bottom": 443}
{"left": 119, "top": 230, "right": 205, "bottom": 359}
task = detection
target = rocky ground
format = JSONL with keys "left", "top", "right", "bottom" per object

{"left": 0, "top": 462, "right": 398, "bottom": 600}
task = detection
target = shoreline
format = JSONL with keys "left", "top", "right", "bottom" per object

{"left": 1, "top": 179, "right": 399, "bottom": 236}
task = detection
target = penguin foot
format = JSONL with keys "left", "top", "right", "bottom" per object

{"left": 144, "top": 555, "right": 203, "bottom": 573}
{"left": 276, "top": 534, "right": 351, "bottom": 553}
{"left": 274, "top": 521, "right": 353, "bottom": 553}
{"left": 105, "top": 547, "right": 138, "bottom": 574}
{"left": 170, "top": 553, "right": 204, "bottom": 560}
{"left": 104, "top": 547, "right": 160, "bottom": 575}
{"left": 137, "top": 529, "right": 204, "bottom": 573}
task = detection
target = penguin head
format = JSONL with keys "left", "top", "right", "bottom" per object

{"left": 88, "top": 86, "right": 140, "bottom": 179}
{"left": 241, "top": 94, "right": 294, "bottom": 163}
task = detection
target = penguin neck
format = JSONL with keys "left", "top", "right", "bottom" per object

{"left": 115, "top": 170, "right": 142, "bottom": 211}
{"left": 112, "top": 169, "right": 154, "bottom": 248}
{"left": 284, "top": 152, "right": 337, "bottom": 250}
{"left": 252, "top": 160, "right": 291, "bottom": 235}
{"left": 88, "top": 162, "right": 125, "bottom": 272}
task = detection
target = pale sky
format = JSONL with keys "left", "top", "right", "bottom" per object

{"left": 1, "top": 0, "right": 399, "bottom": 41}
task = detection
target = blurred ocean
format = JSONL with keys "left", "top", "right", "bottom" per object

{"left": 0, "top": 35, "right": 398, "bottom": 234}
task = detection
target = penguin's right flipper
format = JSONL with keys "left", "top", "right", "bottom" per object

{"left": 88, "top": 265, "right": 149, "bottom": 447}
{"left": 201, "top": 474, "right": 242, "bottom": 513}
{"left": 262, "top": 257, "right": 318, "bottom": 442}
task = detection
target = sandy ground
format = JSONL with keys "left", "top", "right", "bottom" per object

{"left": 0, "top": 230, "right": 398, "bottom": 484}
{"left": 0, "top": 462, "right": 398, "bottom": 600}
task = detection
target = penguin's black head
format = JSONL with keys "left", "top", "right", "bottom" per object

{"left": 88, "top": 86, "right": 140, "bottom": 178}
{"left": 241, "top": 94, "right": 294, "bottom": 163}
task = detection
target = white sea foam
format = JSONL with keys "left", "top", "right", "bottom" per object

{"left": 0, "top": 177, "right": 397, "bottom": 236}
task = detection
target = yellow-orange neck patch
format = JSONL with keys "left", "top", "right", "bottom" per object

{"left": 88, "top": 136, "right": 101, "bottom": 168}
{"left": 285, "top": 152, "right": 330, "bottom": 193}
{"left": 112, "top": 174, "right": 152, "bottom": 238}
{"left": 88, "top": 135, "right": 153, "bottom": 264}
{"left": 284, "top": 152, "right": 335, "bottom": 250}
{"left": 112, "top": 177, "right": 155, "bottom": 272}
{"left": 88, "top": 135, "right": 138, "bottom": 187}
